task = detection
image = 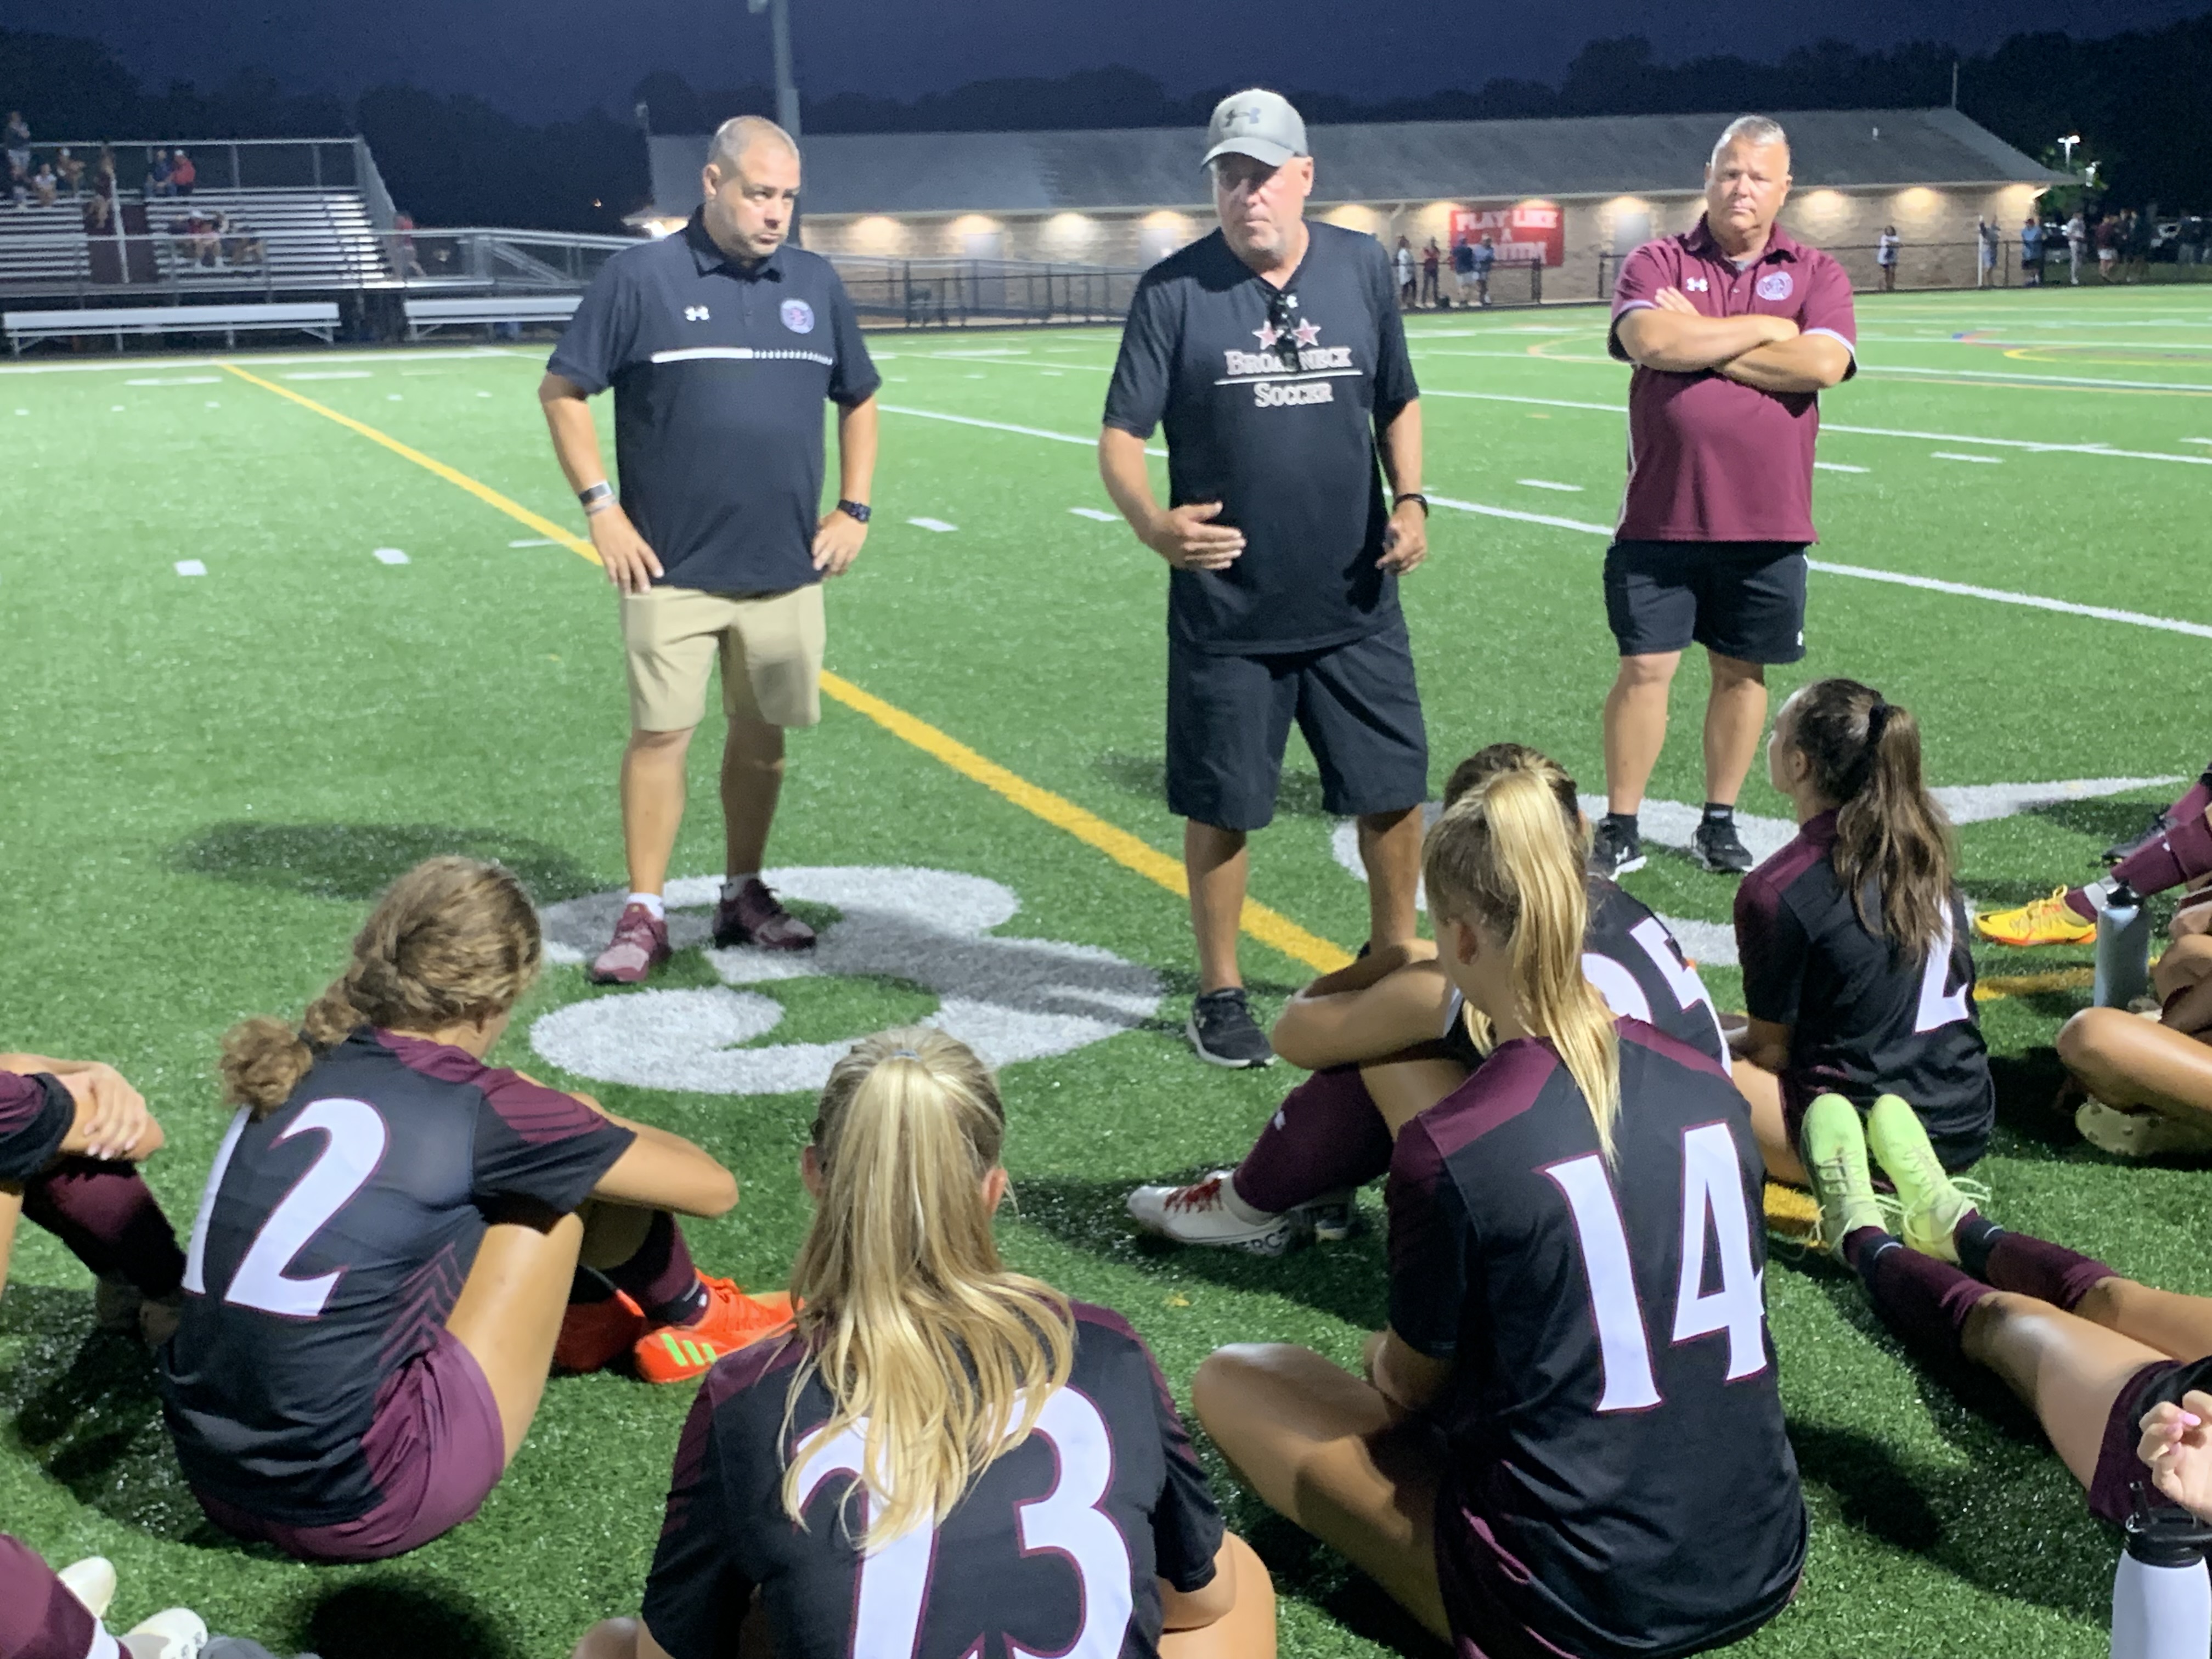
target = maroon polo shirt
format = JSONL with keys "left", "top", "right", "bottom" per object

{"left": 1608, "top": 217, "right": 1856, "bottom": 545}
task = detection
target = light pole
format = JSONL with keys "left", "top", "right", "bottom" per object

{"left": 748, "top": 0, "right": 800, "bottom": 139}
{"left": 2058, "top": 133, "right": 2080, "bottom": 171}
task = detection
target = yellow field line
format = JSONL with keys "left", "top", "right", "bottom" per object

{"left": 218, "top": 364, "right": 1353, "bottom": 974}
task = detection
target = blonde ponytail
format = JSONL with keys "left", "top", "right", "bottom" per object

{"left": 1424, "top": 761, "right": 1622, "bottom": 1156}
{"left": 782, "top": 1028, "right": 1073, "bottom": 1551}
{"left": 217, "top": 856, "right": 541, "bottom": 1118}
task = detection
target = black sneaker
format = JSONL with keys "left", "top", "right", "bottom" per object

{"left": 1588, "top": 815, "right": 1645, "bottom": 878}
{"left": 2104, "top": 808, "right": 2172, "bottom": 866}
{"left": 1187, "top": 988, "right": 1275, "bottom": 1068}
{"left": 1690, "top": 816, "right": 1755, "bottom": 874}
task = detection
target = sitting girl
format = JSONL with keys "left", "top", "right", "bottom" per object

{"left": 574, "top": 1028, "right": 1275, "bottom": 1659}
{"left": 160, "top": 856, "right": 776, "bottom": 1565}
{"left": 1735, "top": 677, "right": 1993, "bottom": 1186}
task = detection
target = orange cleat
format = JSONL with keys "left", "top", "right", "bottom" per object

{"left": 554, "top": 1289, "right": 646, "bottom": 1374}
{"left": 633, "top": 1277, "right": 795, "bottom": 1384}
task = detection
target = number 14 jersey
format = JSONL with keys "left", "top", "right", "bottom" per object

{"left": 642, "top": 1304, "right": 1225, "bottom": 1659}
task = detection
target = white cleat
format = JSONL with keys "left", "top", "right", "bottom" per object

{"left": 58, "top": 1556, "right": 117, "bottom": 1620}
{"left": 1127, "top": 1172, "right": 1303, "bottom": 1256}
{"left": 121, "top": 1608, "right": 210, "bottom": 1659}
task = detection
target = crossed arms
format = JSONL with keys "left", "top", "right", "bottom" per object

{"left": 1614, "top": 287, "right": 1852, "bottom": 394}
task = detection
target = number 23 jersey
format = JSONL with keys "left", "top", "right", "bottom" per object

{"left": 159, "top": 1028, "right": 635, "bottom": 1525}
{"left": 642, "top": 1304, "right": 1225, "bottom": 1659}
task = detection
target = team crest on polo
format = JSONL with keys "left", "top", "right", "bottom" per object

{"left": 529, "top": 867, "right": 1159, "bottom": 1094}
{"left": 780, "top": 298, "right": 816, "bottom": 334}
{"left": 1756, "top": 270, "right": 1794, "bottom": 301}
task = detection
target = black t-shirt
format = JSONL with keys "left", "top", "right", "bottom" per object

{"left": 548, "top": 213, "right": 881, "bottom": 596}
{"left": 1734, "top": 809, "right": 1994, "bottom": 1168}
{"left": 1442, "top": 882, "right": 1730, "bottom": 1073}
{"left": 1388, "top": 1021, "right": 1807, "bottom": 1659}
{"left": 0, "top": 1070, "right": 72, "bottom": 1180}
{"left": 1102, "top": 221, "right": 1418, "bottom": 656}
{"left": 642, "top": 1302, "right": 1224, "bottom": 1659}
{"left": 160, "top": 1029, "right": 635, "bottom": 1525}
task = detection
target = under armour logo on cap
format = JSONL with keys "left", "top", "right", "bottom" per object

{"left": 1201, "top": 88, "right": 1308, "bottom": 170}
{"left": 684, "top": 304, "right": 710, "bottom": 322}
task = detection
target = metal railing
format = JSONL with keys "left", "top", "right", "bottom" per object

{"left": 16, "top": 137, "right": 366, "bottom": 195}
{"left": 1587, "top": 239, "right": 2156, "bottom": 297}
{"left": 396, "top": 228, "right": 636, "bottom": 290}
{"left": 823, "top": 256, "right": 1146, "bottom": 328}
{"left": 1401, "top": 258, "right": 1544, "bottom": 311}
{"left": 0, "top": 223, "right": 385, "bottom": 302}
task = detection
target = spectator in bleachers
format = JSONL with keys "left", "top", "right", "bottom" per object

{"left": 3, "top": 111, "right": 27, "bottom": 176}
{"left": 394, "top": 207, "right": 427, "bottom": 278}
{"left": 6, "top": 155, "right": 24, "bottom": 210}
{"left": 218, "top": 210, "right": 263, "bottom": 267}
{"left": 30, "top": 160, "right": 55, "bottom": 207}
{"left": 171, "top": 149, "right": 196, "bottom": 196}
{"left": 54, "top": 147, "right": 82, "bottom": 195}
{"left": 145, "top": 148, "right": 173, "bottom": 198}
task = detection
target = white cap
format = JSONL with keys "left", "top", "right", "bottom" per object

{"left": 1201, "top": 89, "right": 1308, "bottom": 170}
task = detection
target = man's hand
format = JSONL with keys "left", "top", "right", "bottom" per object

{"left": 812, "top": 506, "right": 868, "bottom": 577}
{"left": 2140, "top": 1390, "right": 2212, "bottom": 1521}
{"left": 1380, "top": 499, "right": 1427, "bottom": 573}
{"left": 1144, "top": 501, "right": 1245, "bottom": 572}
{"left": 1651, "top": 285, "right": 1799, "bottom": 347}
{"left": 57, "top": 1064, "right": 157, "bottom": 1161}
{"left": 589, "top": 505, "right": 663, "bottom": 596}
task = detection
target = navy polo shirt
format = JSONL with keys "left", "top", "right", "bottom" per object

{"left": 549, "top": 212, "right": 880, "bottom": 595}
{"left": 1103, "top": 221, "right": 1418, "bottom": 656}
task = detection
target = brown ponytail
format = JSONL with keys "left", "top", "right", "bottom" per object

{"left": 1781, "top": 678, "right": 1956, "bottom": 961}
{"left": 218, "top": 856, "right": 543, "bottom": 1116}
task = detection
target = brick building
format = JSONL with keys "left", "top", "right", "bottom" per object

{"left": 640, "top": 107, "right": 2064, "bottom": 298}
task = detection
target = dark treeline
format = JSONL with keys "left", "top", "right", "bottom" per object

{"left": 3, "top": 16, "right": 2208, "bottom": 232}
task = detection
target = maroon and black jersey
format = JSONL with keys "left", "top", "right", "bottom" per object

{"left": 159, "top": 1028, "right": 634, "bottom": 1525}
{"left": 1735, "top": 809, "right": 1993, "bottom": 1168}
{"left": 642, "top": 1302, "right": 1224, "bottom": 1659}
{"left": 1442, "top": 882, "right": 1728, "bottom": 1073}
{"left": 1389, "top": 1020, "right": 1805, "bottom": 1659}
{"left": 0, "top": 1070, "right": 72, "bottom": 1180}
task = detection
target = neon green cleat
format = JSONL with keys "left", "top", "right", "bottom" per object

{"left": 1799, "top": 1093, "right": 1885, "bottom": 1262}
{"left": 1866, "top": 1093, "right": 1978, "bottom": 1262}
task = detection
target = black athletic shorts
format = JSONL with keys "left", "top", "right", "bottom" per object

{"left": 1603, "top": 540, "right": 1808, "bottom": 664}
{"left": 1166, "top": 618, "right": 1429, "bottom": 832}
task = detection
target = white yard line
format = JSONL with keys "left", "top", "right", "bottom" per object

{"left": 882, "top": 402, "right": 2212, "bottom": 640}
{"left": 1861, "top": 362, "right": 2212, "bottom": 393}
{"left": 1515, "top": 478, "right": 1584, "bottom": 492}
{"left": 1932, "top": 451, "right": 2004, "bottom": 463}
{"left": 125, "top": 375, "right": 221, "bottom": 386}
{"left": 283, "top": 370, "right": 371, "bottom": 381}
{"left": 906, "top": 516, "right": 958, "bottom": 532}
{"left": 373, "top": 548, "right": 410, "bottom": 565}
{"left": 509, "top": 537, "right": 554, "bottom": 548}
{"left": 1815, "top": 461, "right": 1869, "bottom": 473}
{"left": 1068, "top": 506, "right": 1119, "bottom": 522}
{"left": 0, "top": 347, "right": 516, "bottom": 375}
{"left": 174, "top": 559, "right": 206, "bottom": 576}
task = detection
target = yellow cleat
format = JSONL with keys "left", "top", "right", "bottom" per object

{"left": 1972, "top": 886, "right": 2096, "bottom": 949}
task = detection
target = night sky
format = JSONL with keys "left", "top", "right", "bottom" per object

{"left": 11, "top": 0, "right": 2206, "bottom": 119}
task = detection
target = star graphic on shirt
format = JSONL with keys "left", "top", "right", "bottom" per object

{"left": 1291, "top": 318, "right": 1322, "bottom": 348}
{"left": 1254, "top": 322, "right": 1280, "bottom": 348}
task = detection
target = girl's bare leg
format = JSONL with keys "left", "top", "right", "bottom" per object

{"left": 1963, "top": 1291, "right": 2168, "bottom": 1488}
{"left": 1732, "top": 1060, "right": 1809, "bottom": 1184}
{"left": 1160, "top": 1533, "right": 1278, "bottom": 1659}
{"left": 2057, "top": 1008, "right": 2212, "bottom": 1125}
{"left": 447, "top": 1204, "right": 586, "bottom": 1464}
{"left": 1359, "top": 1057, "right": 1470, "bottom": 1139}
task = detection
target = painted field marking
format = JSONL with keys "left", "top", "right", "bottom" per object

{"left": 1864, "top": 362, "right": 2212, "bottom": 394}
{"left": 373, "top": 548, "right": 410, "bottom": 565}
{"left": 386, "top": 393, "right": 403, "bottom": 402}
{"left": 283, "top": 370, "right": 371, "bottom": 381}
{"left": 174, "top": 559, "right": 206, "bottom": 577}
{"left": 1815, "top": 461, "right": 1869, "bottom": 473}
{"left": 1516, "top": 478, "right": 1584, "bottom": 492}
{"left": 1069, "top": 506, "right": 1119, "bottom": 522}
{"left": 1423, "top": 387, "right": 2212, "bottom": 466}
{"left": 217, "top": 362, "right": 593, "bottom": 556}
{"left": 110, "top": 404, "right": 124, "bottom": 411}
{"left": 882, "top": 401, "right": 2212, "bottom": 641}
{"left": 906, "top": 516, "right": 958, "bottom": 533}
{"left": 125, "top": 375, "right": 221, "bottom": 386}
{"left": 1932, "top": 451, "right": 2004, "bottom": 464}
{"left": 2186, "top": 438, "right": 2212, "bottom": 446}
{"left": 222, "top": 372, "right": 1351, "bottom": 975}
{"left": 0, "top": 346, "right": 512, "bottom": 376}
{"left": 509, "top": 537, "right": 554, "bottom": 548}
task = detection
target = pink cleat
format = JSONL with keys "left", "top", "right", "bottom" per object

{"left": 712, "top": 878, "right": 816, "bottom": 951}
{"left": 589, "top": 902, "right": 671, "bottom": 984}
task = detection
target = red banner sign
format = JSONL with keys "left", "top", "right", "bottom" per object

{"left": 1449, "top": 200, "right": 1564, "bottom": 268}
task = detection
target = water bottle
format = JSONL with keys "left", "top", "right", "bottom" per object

{"left": 2097, "top": 884, "right": 2153, "bottom": 1010}
{"left": 2113, "top": 1494, "right": 2212, "bottom": 1659}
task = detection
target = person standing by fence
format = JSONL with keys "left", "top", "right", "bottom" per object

{"left": 1876, "top": 225, "right": 1899, "bottom": 291}
{"left": 1976, "top": 216, "right": 1998, "bottom": 287}
{"left": 2021, "top": 215, "right": 2044, "bottom": 286}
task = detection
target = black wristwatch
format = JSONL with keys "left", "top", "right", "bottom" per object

{"left": 1394, "top": 492, "right": 1430, "bottom": 518}
{"left": 836, "top": 499, "right": 872, "bottom": 523}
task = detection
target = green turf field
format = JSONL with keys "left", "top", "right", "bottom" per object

{"left": 4, "top": 285, "right": 2211, "bottom": 1658}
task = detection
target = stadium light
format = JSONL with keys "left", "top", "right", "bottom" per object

{"left": 2057, "top": 133, "right": 2080, "bottom": 169}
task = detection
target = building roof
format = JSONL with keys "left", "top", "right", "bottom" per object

{"left": 648, "top": 107, "right": 2063, "bottom": 221}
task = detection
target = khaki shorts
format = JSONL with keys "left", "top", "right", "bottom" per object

{"left": 620, "top": 583, "right": 824, "bottom": 732}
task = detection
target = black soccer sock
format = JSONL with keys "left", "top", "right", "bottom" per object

{"left": 1702, "top": 802, "right": 1735, "bottom": 823}
{"left": 1953, "top": 1211, "right": 2006, "bottom": 1280}
{"left": 1603, "top": 810, "right": 1640, "bottom": 838}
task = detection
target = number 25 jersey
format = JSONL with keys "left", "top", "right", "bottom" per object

{"left": 159, "top": 1028, "right": 635, "bottom": 1525}
{"left": 642, "top": 1304, "right": 1225, "bottom": 1659}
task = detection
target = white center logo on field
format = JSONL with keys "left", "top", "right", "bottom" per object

{"left": 531, "top": 867, "right": 1159, "bottom": 1095}
{"left": 780, "top": 298, "right": 815, "bottom": 334}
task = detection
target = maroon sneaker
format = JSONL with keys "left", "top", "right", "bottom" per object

{"left": 589, "top": 902, "right": 671, "bottom": 984}
{"left": 712, "top": 878, "right": 815, "bottom": 951}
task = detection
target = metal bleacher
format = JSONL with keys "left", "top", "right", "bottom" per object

{"left": 0, "top": 187, "right": 390, "bottom": 302}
